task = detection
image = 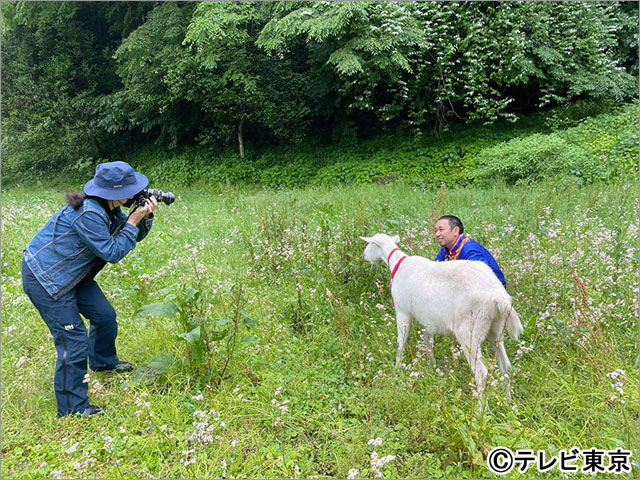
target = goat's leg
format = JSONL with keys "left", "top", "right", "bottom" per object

{"left": 395, "top": 312, "right": 411, "bottom": 368}
{"left": 456, "top": 327, "right": 488, "bottom": 398}
{"left": 421, "top": 330, "right": 435, "bottom": 366}
{"left": 470, "top": 348, "right": 488, "bottom": 398}
{"left": 495, "top": 341, "right": 513, "bottom": 402}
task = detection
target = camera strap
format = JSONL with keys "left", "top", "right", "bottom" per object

{"left": 123, "top": 205, "right": 141, "bottom": 231}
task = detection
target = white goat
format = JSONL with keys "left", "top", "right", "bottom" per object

{"left": 361, "top": 233, "right": 523, "bottom": 400}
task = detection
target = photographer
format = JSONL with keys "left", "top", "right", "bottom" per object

{"left": 22, "top": 161, "right": 158, "bottom": 417}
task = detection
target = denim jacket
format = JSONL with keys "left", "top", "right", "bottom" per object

{"left": 23, "top": 198, "right": 153, "bottom": 299}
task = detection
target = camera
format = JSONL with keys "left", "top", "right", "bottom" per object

{"left": 135, "top": 188, "right": 176, "bottom": 207}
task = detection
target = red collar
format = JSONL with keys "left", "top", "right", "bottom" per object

{"left": 391, "top": 255, "right": 407, "bottom": 281}
{"left": 387, "top": 248, "right": 400, "bottom": 265}
{"left": 389, "top": 251, "right": 407, "bottom": 306}
{"left": 387, "top": 247, "right": 407, "bottom": 280}
{"left": 446, "top": 234, "right": 462, "bottom": 253}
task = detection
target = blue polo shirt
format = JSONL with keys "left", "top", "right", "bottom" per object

{"left": 435, "top": 234, "right": 506, "bottom": 287}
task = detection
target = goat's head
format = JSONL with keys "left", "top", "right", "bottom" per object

{"left": 360, "top": 233, "right": 400, "bottom": 264}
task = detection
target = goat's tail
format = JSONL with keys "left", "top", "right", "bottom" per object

{"left": 504, "top": 301, "right": 524, "bottom": 340}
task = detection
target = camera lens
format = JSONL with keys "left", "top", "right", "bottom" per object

{"left": 138, "top": 188, "right": 175, "bottom": 206}
{"left": 160, "top": 191, "right": 176, "bottom": 205}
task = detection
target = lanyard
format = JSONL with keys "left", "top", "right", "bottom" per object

{"left": 446, "top": 234, "right": 469, "bottom": 261}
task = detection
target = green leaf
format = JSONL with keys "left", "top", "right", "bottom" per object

{"left": 149, "top": 354, "right": 178, "bottom": 371}
{"left": 241, "top": 309, "right": 258, "bottom": 328}
{"left": 165, "top": 293, "right": 178, "bottom": 303}
{"left": 130, "top": 366, "right": 163, "bottom": 386}
{"left": 216, "top": 317, "right": 233, "bottom": 327}
{"left": 156, "top": 287, "right": 174, "bottom": 297}
{"left": 184, "top": 286, "right": 200, "bottom": 302}
{"left": 176, "top": 325, "right": 201, "bottom": 344}
{"left": 136, "top": 301, "right": 179, "bottom": 319}
{"left": 188, "top": 316, "right": 203, "bottom": 329}
{"left": 209, "top": 330, "right": 229, "bottom": 341}
{"left": 241, "top": 335, "right": 259, "bottom": 344}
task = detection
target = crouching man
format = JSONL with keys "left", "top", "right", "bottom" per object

{"left": 433, "top": 215, "right": 507, "bottom": 288}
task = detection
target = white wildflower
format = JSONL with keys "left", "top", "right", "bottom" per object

{"left": 65, "top": 442, "right": 79, "bottom": 455}
{"left": 347, "top": 468, "right": 360, "bottom": 479}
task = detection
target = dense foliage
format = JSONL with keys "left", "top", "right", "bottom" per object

{"left": 2, "top": 1, "right": 638, "bottom": 179}
{"left": 3, "top": 99, "right": 638, "bottom": 189}
{"left": 103, "top": 101, "right": 640, "bottom": 190}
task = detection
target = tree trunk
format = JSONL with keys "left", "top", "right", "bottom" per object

{"left": 237, "top": 119, "right": 245, "bottom": 159}
{"left": 89, "top": 132, "right": 101, "bottom": 158}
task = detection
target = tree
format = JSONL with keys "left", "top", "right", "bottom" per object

{"left": 1, "top": 2, "right": 151, "bottom": 180}
{"left": 258, "top": 1, "right": 428, "bottom": 138}
{"left": 2, "top": 0, "right": 637, "bottom": 177}
{"left": 109, "top": 2, "right": 311, "bottom": 157}
{"left": 514, "top": 2, "right": 635, "bottom": 106}
{"left": 257, "top": 1, "right": 637, "bottom": 135}
{"left": 107, "top": 2, "right": 198, "bottom": 148}
{"left": 184, "top": 1, "right": 310, "bottom": 157}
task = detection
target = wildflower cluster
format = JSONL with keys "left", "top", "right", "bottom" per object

{"left": 513, "top": 341, "right": 534, "bottom": 360}
{"left": 368, "top": 438, "right": 397, "bottom": 478}
{"left": 179, "top": 448, "right": 196, "bottom": 467}
{"left": 271, "top": 386, "right": 290, "bottom": 427}
{"left": 369, "top": 450, "right": 397, "bottom": 478}
{"left": 188, "top": 409, "right": 225, "bottom": 445}
{"left": 367, "top": 437, "right": 383, "bottom": 447}
{"left": 133, "top": 391, "right": 152, "bottom": 418}
{"left": 606, "top": 369, "right": 627, "bottom": 405}
{"left": 347, "top": 467, "right": 360, "bottom": 479}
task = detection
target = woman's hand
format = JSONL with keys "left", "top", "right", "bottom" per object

{"left": 127, "top": 196, "right": 158, "bottom": 226}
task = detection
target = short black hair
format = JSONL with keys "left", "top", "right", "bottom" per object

{"left": 65, "top": 191, "right": 86, "bottom": 210}
{"left": 438, "top": 215, "right": 464, "bottom": 234}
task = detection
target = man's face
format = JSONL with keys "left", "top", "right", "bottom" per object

{"left": 434, "top": 219, "right": 460, "bottom": 249}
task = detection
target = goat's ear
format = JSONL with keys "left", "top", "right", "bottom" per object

{"left": 392, "top": 235, "right": 400, "bottom": 244}
{"left": 360, "top": 236, "right": 373, "bottom": 243}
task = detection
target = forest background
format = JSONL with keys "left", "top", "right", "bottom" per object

{"left": 2, "top": 1, "right": 639, "bottom": 187}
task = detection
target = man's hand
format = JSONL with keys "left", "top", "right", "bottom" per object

{"left": 127, "top": 196, "right": 158, "bottom": 226}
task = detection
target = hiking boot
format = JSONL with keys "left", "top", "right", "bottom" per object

{"left": 82, "top": 405, "right": 106, "bottom": 417}
{"left": 94, "top": 361, "right": 134, "bottom": 373}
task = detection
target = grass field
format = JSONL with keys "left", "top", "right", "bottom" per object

{"left": 1, "top": 178, "right": 638, "bottom": 479}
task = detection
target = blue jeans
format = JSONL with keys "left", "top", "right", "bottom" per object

{"left": 22, "top": 258, "right": 120, "bottom": 416}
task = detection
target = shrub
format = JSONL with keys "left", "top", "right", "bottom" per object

{"left": 146, "top": 153, "right": 204, "bottom": 186}
{"left": 542, "top": 98, "right": 622, "bottom": 130}
{"left": 472, "top": 133, "right": 604, "bottom": 185}
{"left": 315, "top": 160, "right": 388, "bottom": 186}
{"left": 558, "top": 102, "right": 639, "bottom": 178}
{"left": 208, "top": 161, "right": 258, "bottom": 185}
{"left": 259, "top": 161, "right": 317, "bottom": 189}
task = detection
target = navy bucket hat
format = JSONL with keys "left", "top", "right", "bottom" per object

{"left": 83, "top": 161, "right": 148, "bottom": 200}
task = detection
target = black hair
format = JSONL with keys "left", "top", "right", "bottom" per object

{"left": 65, "top": 191, "right": 116, "bottom": 217}
{"left": 65, "top": 191, "right": 86, "bottom": 210}
{"left": 63, "top": 192, "right": 118, "bottom": 234}
{"left": 438, "top": 215, "right": 464, "bottom": 234}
